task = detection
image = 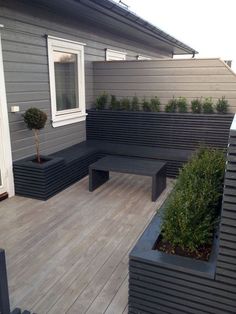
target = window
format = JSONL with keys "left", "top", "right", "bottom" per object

{"left": 136, "top": 55, "right": 151, "bottom": 60}
{"left": 47, "top": 36, "right": 86, "bottom": 127}
{"left": 106, "top": 49, "right": 126, "bottom": 61}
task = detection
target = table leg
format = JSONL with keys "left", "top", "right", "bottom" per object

{"left": 152, "top": 167, "right": 166, "bottom": 201}
{"left": 89, "top": 168, "right": 109, "bottom": 192}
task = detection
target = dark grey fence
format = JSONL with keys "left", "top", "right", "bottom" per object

{"left": 87, "top": 110, "right": 233, "bottom": 150}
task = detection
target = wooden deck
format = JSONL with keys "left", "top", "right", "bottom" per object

{"left": 0, "top": 173, "right": 173, "bottom": 314}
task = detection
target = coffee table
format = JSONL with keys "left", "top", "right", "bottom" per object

{"left": 89, "top": 156, "right": 166, "bottom": 201}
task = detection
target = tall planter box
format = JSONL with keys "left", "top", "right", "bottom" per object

{"left": 87, "top": 110, "right": 233, "bottom": 150}
{"left": 13, "top": 156, "right": 65, "bottom": 200}
{"left": 128, "top": 124, "right": 236, "bottom": 314}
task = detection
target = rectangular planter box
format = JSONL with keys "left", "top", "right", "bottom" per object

{"left": 13, "top": 156, "right": 66, "bottom": 200}
{"left": 129, "top": 201, "right": 236, "bottom": 314}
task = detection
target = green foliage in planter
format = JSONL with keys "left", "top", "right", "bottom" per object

{"left": 150, "top": 97, "right": 161, "bottom": 112}
{"left": 191, "top": 98, "right": 202, "bottom": 113}
{"left": 120, "top": 98, "right": 131, "bottom": 110}
{"left": 176, "top": 97, "right": 188, "bottom": 113}
{"left": 131, "top": 96, "right": 139, "bottom": 111}
{"left": 162, "top": 147, "right": 225, "bottom": 252}
{"left": 23, "top": 108, "right": 47, "bottom": 163}
{"left": 142, "top": 99, "right": 151, "bottom": 112}
{"left": 216, "top": 96, "right": 229, "bottom": 114}
{"left": 202, "top": 97, "right": 214, "bottom": 114}
{"left": 95, "top": 92, "right": 108, "bottom": 110}
{"left": 110, "top": 95, "right": 121, "bottom": 110}
{"left": 165, "top": 97, "right": 178, "bottom": 113}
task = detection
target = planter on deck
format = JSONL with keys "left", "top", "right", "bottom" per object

{"left": 13, "top": 155, "right": 65, "bottom": 200}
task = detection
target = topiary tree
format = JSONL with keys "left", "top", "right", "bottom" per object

{"left": 131, "top": 96, "right": 139, "bottom": 111}
{"left": 23, "top": 108, "right": 47, "bottom": 163}
{"left": 150, "top": 97, "right": 161, "bottom": 112}
{"left": 202, "top": 97, "right": 214, "bottom": 114}
{"left": 95, "top": 92, "right": 108, "bottom": 110}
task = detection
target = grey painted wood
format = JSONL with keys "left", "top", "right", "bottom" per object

{"left": 0, "top": 1, "right": 170, "bottom": 161}
{"left": 93, "top": 59, "right": 236, "bottom": 112}
{"left": 0, "top": 171, "right": 173, "bottom": 312}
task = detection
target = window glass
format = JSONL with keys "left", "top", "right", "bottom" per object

{"left": 53, "top": 51, "right": 79, "bottom": 111}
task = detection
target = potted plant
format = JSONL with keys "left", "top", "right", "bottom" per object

{"left": 13, "top": 108, "right": 65, "bottom": 200}
{"left": 128, "top": 147, "right": 236, "bottom": 313}
{"left": 23, "top": 107, "right": 47, "bottom": 163}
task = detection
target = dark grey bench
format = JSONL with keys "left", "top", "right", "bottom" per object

{"left": 89, "top": 156, "right": 166, "bottom": 201}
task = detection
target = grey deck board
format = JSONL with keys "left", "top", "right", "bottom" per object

{"left": 0, "top": 174, "right": 173, "bottom": 313}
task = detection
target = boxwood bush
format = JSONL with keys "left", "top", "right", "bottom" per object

{"left": 216, "top": 96, "right": 229, "bottom": 114}
{"left": 162, "top": 147, "right": 225, "bottom": 252}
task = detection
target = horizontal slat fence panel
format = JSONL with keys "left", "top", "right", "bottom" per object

{"left": 93, "top": 58, "right": 236, "bottom": 112}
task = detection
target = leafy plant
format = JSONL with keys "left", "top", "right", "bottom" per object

{"left": 142, "top": 99, "right": 151, "bottom": 112}
{"left": 95, "top": 92, "right": 108, "bottom": 110}
{"left": 150, "top": 97, "right": 161, "bottom": 112}
{"left": 202, "top": 97, "right": 214, "bottom": 114}
{"left": 110, "top": 95, "right": 120, "bottom": 110}
{"left": 162, "top": 147, "right": 225, "bottom": 252}
{"left": 131, "top": 96, "right": 139, "bottom": 111}
{"left": 176, "top": 97, "right": 188, "bottom": 113}
{"left": 216, "top": 96, "right": 229, "bottom": 114}
{"left": 23, "top": 108, "right": 47, "bottom": 163}
{"left": 120, "top": 98, "right": 131, "bottom": 110}
{"left": 165, "top": 97, "right": 178, "bottom": 113}
{"left": 191, "top": 98, "right": 202, "bottom": 113}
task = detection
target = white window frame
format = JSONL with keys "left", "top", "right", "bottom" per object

{"left": 106, "top": 49, "right": 127, "bottom": 61}
{"left": 47, "top": 35, "right": 87, "bottom": 128}
{"left": 136, "top": 55, "right": 151, "bottom": 60}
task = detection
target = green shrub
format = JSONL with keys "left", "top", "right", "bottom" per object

{"left": 162, "top": 147, "right": 225, "bottom": 252}
{"left": 202, "top": 97, "right": 214, "bottom": 114}
{"left": 150, "top": 97, "right": 161, "bottom": 112}
{"left": 177, "top": 97, "right": 188, "bottom": 113}
{"left": 191, "top": 98, "right": 202, "bottom": 113}
{"left": 216, "top": 96, "right": 229, "bottom": 114}
{"left": 131, "top": 96, "right": 139, "bottom": 111}
{"left": 142, "top": 99, "right": 151, "bottom": 112}
{"left": 23, "top": 108, "right": 47, "bottom": 163}
{"left": 120, "top": 98, "right": 131, "bottom": 110}
{"left": 110, "top": 95, "right": 120, "bottom": 110}
{"left": 165, "top": 97, "right": 178, "bottom": 112}
{"left": 95, "top": 92, "right": 108, "bottom": 110}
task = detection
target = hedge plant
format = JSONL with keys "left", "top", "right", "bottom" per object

{"left": 165, "top": 97, "right": 178, "bottom": 112}
{"left": 95, "top": 92, "right": 108, "bottom": 110}
{"left": 202, "top": 97, "right": 214, "bottom": 114}
{"left": 216, "top": 96, "right": 229, "bottom": 114}
{"left": 176, "top": 97, "right": 188, "bottom": 113}
{"left": 110, "top": 95, "right": 120, "bottom": 110}
{"left": 23, "top": 108, "right": 47, "bottom": 163}
{"left": 162, "top": 147, "right": 225, "bottom": 252}
{"left": 191, "top": 98, "right": 202, "bottom": 113}
{"left": 120, "top": 98, "right": 131, "bottom": 110}
{"left": 131, "top": 96, "right": 139, "bottom": 111}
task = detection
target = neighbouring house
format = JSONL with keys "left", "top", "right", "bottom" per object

{"left": 0, "top": 0, "right": 197, "bottom": 198}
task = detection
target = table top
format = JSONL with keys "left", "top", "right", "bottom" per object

{"left": 89, "top": 156, "right": 166, "bottom": 176}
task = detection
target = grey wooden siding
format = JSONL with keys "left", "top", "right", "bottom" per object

{"left": 93, "top": 58, "right": 236, "bottom": 112}
{"left": 0, "top": 1, "right": 169, "bottom": 161}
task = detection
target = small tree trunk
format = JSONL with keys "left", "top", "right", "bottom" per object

{"left": 33, "top": 128, "right": 40, "bottom": 163}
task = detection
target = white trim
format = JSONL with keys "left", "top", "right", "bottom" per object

{"left": 0, "top": 25, "right": 4, "bottom": 28}
{"left": 47, "top": 36, "right": 86, "bottom": 128}
{"left": 106, "top": 49, "right": 127, "bottom": 61}
{"left": 136, "top": 55, "right": 151, "bottom": 60}
{"left": 231, "top": 114, "right": 236, "bottom": 131}
{"left": 47, "top": 35, "right": 86, "bottom": 46}
{"left": 0, "top": 33, "right": 14, "bottom": 197}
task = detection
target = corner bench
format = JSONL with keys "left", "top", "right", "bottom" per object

{"left": 14, "top": 140, "right": 193, "bottom": 200}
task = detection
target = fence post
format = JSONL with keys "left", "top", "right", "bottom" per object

{"left": 0, "top": 249, "right": 10, "bottom": 314}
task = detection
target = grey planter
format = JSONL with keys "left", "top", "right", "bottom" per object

{"left": 13, "top": 155, "right": 65, "bottom": 200}
{"left": 129, "top": 199, "right": 236, "bottom": 314}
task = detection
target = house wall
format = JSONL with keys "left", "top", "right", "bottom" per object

{"left": 0, "top": 1, "right": 170, "bottom": 161}
{"left": 93, "top": 58, "right": 236, "bottom": 112}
